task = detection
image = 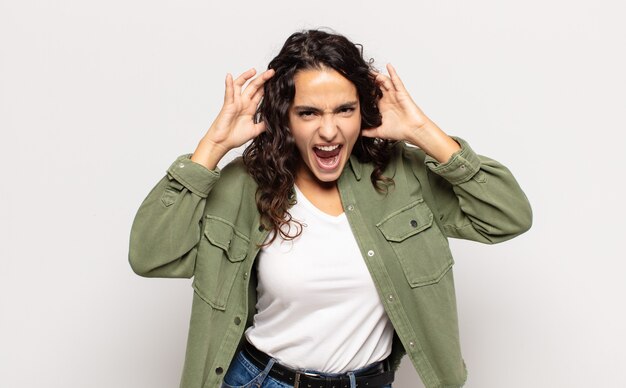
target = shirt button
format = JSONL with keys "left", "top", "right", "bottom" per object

{"left": 410, "top": 220, "right": 418, "bottom": 227}
{"left": 409, "top": 341, "right": 415, "bottom": 348}
{"left": 258, "top": 224, "right": 264, "bottom": 231}
{"left": 178, "top": 162, "right": 185, "bottom": 168}
{"left": 347, "top": 205, "right": 354, "bottom": 211}
{"left": 388, "top": 294, "right": 394, "bottom": 301}
{"left": 243, "top": 271, "right": 248, "bottom": 280}
{"left": 460, "top": 165, "right": 466, "bottom": 170}
{"left": 367, "top": 250, "right": 375, "bottom": 257}
{"left": 215, "top": 367, "right": 223, "bottom": 375}
{"left": 234, "top": 316, "right": 241, "bottom": 325}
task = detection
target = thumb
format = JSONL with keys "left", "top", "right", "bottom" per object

{"left": 251, "top": 121, "right": 267, "bottom": 138}
{"left": 361, "top": 127, "right": 380, "bottom": 138}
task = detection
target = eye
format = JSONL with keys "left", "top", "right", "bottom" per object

{"left": 339, "top": 107, "right": 355, "bottom": 115}
{"left": 298, "top": 111, "right": 315, "bottom": 118}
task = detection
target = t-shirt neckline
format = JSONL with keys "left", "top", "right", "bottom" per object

{"left": 293, "top": 184, "right": 346, "bottom": 222}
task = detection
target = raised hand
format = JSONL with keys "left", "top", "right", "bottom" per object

{"left": 362, "top": 63, "right": 460, "bottom": 162}
{"left": 192, "top": 68, "right": 274, "bottom": 169}
{"left": 361, "top": 63, "right": 431, "bottom": 143}
{"left": 205, "top": 67, "right": 275, "bottom": 151}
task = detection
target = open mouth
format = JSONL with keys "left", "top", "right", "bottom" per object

{"left": 312, "top": 144, "right": 343, "bottom": 171}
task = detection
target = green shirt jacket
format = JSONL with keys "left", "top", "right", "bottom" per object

{"left": 129, "top": 137, "right": 532, "bottom": 388}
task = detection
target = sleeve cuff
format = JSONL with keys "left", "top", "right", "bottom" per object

{"left": 166, "top": 154, "right": 221, "bottom": 198}
{"left": 424, "top": 136, "right": 481, "bottom": 185}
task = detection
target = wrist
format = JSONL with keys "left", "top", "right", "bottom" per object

{"left": 405, "top": 119, "right": 439, "bottom": 147}
{"left": 191, "top": 137, "right": 229, "bottom": 170}
{"left": 405, "top": 122, "right": 461, "bottom": 163}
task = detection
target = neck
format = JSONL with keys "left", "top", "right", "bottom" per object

{"left": 294, "top": 173, "right": 343, "bottom": 217}
{"left": 295, "top": 163, "right": 338, "bottom": 193}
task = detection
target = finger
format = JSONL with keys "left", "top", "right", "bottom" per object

{"left": 233, "top": 68, "right": 257, "bottom": 86}
{"left": 242, "top": 68, "right": 274, "bottom": 100}
{"left": 224, "top": 73, "right": 234, "bottom": 104}
{"left": 250, "top": 86, "right": 264, "bottom": 107}
{"left": 233, "top": 68, "right": 257, "bottom": 96}
{"left": 375, "top": 72, "right": 394, "bottom": 92}
{"left": 387, "top": 63, "right": 407, "bottom": 92}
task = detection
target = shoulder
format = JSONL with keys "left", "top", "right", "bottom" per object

{"left": 204, "top": 156, "right": 259, "bottom": 222}
{"left": 347, "top": 141, "right": 428, "bottom": 181}
{"left": 217, "top": 156, "right": 255, "bottom": 186}
{"left": 209, "top": 156, "right": 259, "bottom": 205}
{"left": 397, "top": 141, "right": 427, "bottom": 163}
{"left": 379, "top": 141, "right": 429, "bottom": 177}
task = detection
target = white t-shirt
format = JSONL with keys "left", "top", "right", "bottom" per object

{"left": 244, "top": 184, "right": 394, "bottom": 373}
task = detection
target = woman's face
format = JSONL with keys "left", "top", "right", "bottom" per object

{"left": 288, "top": 67, "right": 361, "bottom": 188}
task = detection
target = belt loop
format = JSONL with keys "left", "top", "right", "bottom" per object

{"left": 262, "top": 357, "right": 276, "bottom": 375}
{"left": 294, "top": 371, "right": 301, "bottom": 388}
{"left": 347, "top": 371, "right": 356, "bottom": 388}
{"left": 255, "top": 357, "right": 276, "bottom": 387}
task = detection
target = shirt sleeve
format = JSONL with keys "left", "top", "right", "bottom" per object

{"left": 423, "top": 137, "right": 481, "bottom": 185}
{"left": 409, "top": 137, "right": 532, "bottom": 244}
{"left": 166, "top": 154, "right": 221, "bottom": 198}
{"left": 128, "top": 154, "right": 221, "bottom": 278}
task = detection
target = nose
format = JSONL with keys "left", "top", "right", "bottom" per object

{"left": 318, "top": 114, "right": 338, "bottom": 142}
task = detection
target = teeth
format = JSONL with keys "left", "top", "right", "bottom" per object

{"left": 315, "top": 145, "right": 340, "bottom": 151}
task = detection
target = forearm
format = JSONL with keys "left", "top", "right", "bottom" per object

{"left": 191, "top": 136, "right": 229, "bottom": 171}
{"left": 405, "top": 120, "right": 461, "bottom": 164}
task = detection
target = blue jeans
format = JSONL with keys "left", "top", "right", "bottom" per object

{"left": 221, "top": 350, "right": 393, "bottom": 388}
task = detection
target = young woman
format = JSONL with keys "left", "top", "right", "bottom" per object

{"left": 129, "top": 29, "right": 532, "bottom": 388}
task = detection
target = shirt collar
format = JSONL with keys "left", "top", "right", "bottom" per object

{"left": 348, "top": 153, "right": 362, "bottom": 181}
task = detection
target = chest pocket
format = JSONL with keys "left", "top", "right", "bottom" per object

{"left": 193, "top": 215, "right": 250, "bottom": 310}
{"left": 376, "top": 199, "right": 454, "bottom": 287}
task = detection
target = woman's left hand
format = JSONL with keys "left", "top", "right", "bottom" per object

{"left": 361, "top": 63, "right": 432, "bottom": 143}
{"left": 362, "top": 63, "right": 461, "bottom": 163}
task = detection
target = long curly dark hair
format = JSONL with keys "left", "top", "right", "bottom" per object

{"left": 243, "top": 29, "right": 395, "bottom": 245}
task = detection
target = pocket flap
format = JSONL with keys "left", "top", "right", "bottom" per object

{"left": 376, "top": 199, "right": 434, "bottom": 242}
{"left": 203, "top": 216, "right": 249, "bottom": 262}
{"left": 376, "top": 200, "right": 453, "bottom": 288}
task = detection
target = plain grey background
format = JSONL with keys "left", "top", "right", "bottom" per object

{"left": 1, "top": 0, "right": 625, "bottom": 387}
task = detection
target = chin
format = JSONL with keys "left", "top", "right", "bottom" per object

{"left": 313, "top": 171, "right": 342, "bottom": 183}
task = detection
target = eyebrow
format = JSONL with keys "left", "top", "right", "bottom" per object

{"left": 292, "top": 101, "right": 359, "bottom": 112}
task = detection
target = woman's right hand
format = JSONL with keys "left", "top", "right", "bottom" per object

{"left": 191, "top": 68, "right": 275, "bottom": 170}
